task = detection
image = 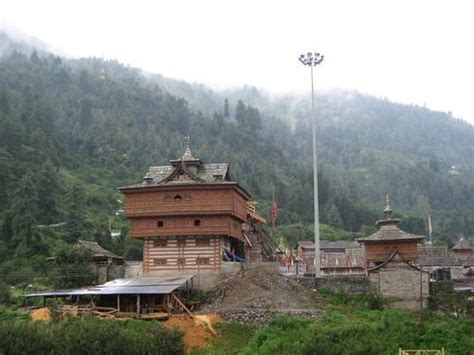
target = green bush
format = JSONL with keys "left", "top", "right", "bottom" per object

{"left": 319, "top": 288, "right": 385, "bottom": 310}
{"left": 0, "top": 318, "right": 184, "bottom": 354}
{"left": 0, "top": 282, "right": 11, "bottom": 305}
{"left": 241, "top": 311, "right": 473, "bottom": 355}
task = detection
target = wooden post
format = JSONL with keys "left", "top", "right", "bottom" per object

{"left": 419, "top": 269, "right": 423, "bottom": 319}
{"left": 137, "top": 294, "right": 140, "bottom": 317}
{"left": 171, "top": 293, "right": 194, "bottom": 318}
{"left": 197, "top": 253, "right": 201, "bottom": 295}
{"left": 117, "top": 294, "right": 120, "bottom": 312}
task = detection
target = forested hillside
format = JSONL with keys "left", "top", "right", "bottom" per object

{"left": 0, "top": 31, "right": 473, "bottom": 278}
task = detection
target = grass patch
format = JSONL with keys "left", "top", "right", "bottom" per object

{"left": 240, "top": 311, "right": 473, "bottom": 355}
{"left": 192, "top": 321, "right": 257, "bottom": 355}
{"left": 319, "top": 288, "right": 385, "bottom": 310}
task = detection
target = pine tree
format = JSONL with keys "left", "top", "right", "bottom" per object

{"left": 235, "top": 100, "right": 246, "bottom": 126}
{"left": 223, "top": 98, "right": 230, "bottom": 118}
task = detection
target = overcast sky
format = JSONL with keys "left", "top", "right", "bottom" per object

{"left": 1, "top": 0, "right": 473, "bottom": 124}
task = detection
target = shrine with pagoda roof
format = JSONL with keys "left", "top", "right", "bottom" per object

{"left": 357, "top": 196, "right": 429, "bottom": 310}
{"left": 358, "top": 195, "right": 425, "bottom": 266}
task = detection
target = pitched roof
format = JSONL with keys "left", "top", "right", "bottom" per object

{"left": 417, "top": 245, "right": 461, "bottom": 266}
{"left": 119, "top": 140, "right": 241, "bottom": 191}
{"left": 320, "top": 240, "right": 360, "bottom": 249}
{"left": 76, "top": 240, "right": 124, "bottom": 260}
{"left": 297, "top": 240, "right": 360, "bottom": 251}
{"left": 298, "top": 241, "right": 315, "bottom": 249}
{"left": 358, "top": 224, "right": 425, "bottom": 242}
{"left": 453, "top": 236, "right": 472, "bottom": 251}
{"left": 358, "top": 195, "right": 425, "bottom": 243}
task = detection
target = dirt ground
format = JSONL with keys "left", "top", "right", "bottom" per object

{"left": 30, "top": 307, "right": 52, "bottom": 322}
{"left": 163, "top": 314, "right": 220, "bottom": 352}
{"left": 198, "top": 264, "right": 324, "bottom": 324}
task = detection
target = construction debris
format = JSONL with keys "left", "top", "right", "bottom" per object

{"left": 198, "top": 264, "right": 324, "bottom": 324}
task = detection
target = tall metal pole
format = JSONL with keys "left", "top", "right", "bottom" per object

{"left": 299, "top": 52, "right": 324, "bottom": 278}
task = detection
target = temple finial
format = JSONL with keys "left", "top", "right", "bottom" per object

{"left": 181, "top": 136, "right": 196, "bottom": 161}
{"left": 383, "top": 194, "right": 393, "bottom": 219}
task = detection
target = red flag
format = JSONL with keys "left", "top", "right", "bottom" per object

{"left": 271, "top": 190, "right": 278, "bottom": 229}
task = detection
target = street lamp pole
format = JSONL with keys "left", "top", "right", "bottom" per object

{"left": 298, "top": 52, "right": 324, "bottom": 279}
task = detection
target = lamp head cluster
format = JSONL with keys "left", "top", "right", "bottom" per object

{"left": 298, "top": 52, "right": 324, "bottom": 66}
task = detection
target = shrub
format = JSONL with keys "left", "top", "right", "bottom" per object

{"left": 0, "top": 282, "right": 11, "bottom": 305}
{"left": 241, "top": 311, "right": 473, "bottom": 355}
{"left": 0, "top": 318, "right": 184, "bottom": 354}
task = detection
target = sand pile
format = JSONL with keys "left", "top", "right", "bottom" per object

{"left": 30, "top": 307, "right": 52, "bottom": 322}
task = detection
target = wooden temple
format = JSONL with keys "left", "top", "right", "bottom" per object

{"left": 119, "top": 138, "right": 271, "bottom": 278}
{"left": 358, "top": 195, "right": 425, "bottom": 266}
{"left": 358, "top": 196, "right": 429, "bottom": 310}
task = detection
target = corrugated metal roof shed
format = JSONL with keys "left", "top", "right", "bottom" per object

{"left": 25, "top": 275, "right": 194, "bottom": 298}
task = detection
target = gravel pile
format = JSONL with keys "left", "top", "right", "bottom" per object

{"left": 197, "top": 265, "right": 325, "bottom": 325}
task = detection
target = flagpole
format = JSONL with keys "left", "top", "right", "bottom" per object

{"left": 428, "top": 214, "right": 433, "bottom": 245}
{"left": 271, "top": 185, "right": 275, "bottom": 241}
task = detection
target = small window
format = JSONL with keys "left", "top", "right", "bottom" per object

{"left": 196, "top": 257, "right": 210, "bottom": 265}
{"left": 196, "top": 238, "right": 210, "bottom": 247}
{"left": 153, "top": 239, "right": 167, "bottom": 247}
{"left": 194, "top": 219, "right": 201, "bottom": 226}
{"left": 174, "top": 194, "right": 182, "bottom": 202}
{"left": 177, "top": 257, "right": 186, "bottom": 265}
{"left": 177, "top": 237, "right": 186, "bottom": 247}
{"left": 157, "top": 221, "right": 164, "bottom": 228}
{"left": 154, "top": 258, "right": 167, "bottom": 266}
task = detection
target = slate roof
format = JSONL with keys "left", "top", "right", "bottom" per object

{"left": 358, "top": 224, "right": 425, "bottom": 242}
{"left": 417, "top": 245, "right": 461, "bottom": 266}
{"left": 298, "top": 240, "right": 359, "bottom": 250}
{"left": 119, "top": 140, "right": 235, "bottom": 190}
{"left": 298, "top": 241, "right": 315, "bottom": 249}
{"left": 76, "top": 240, "right": 124, "bottom": 260}
{"left": 145, "top": 163, "right": 230, "bottom": 185}
{"left": 453, "top": 236, "right": 472, "bottom": 251}
{"left": 358, "top": 196, "right": 425, "bottom": 243}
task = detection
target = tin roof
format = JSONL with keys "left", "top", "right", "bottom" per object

{"left": 25, "top": 275, "right": 194, "bottom": 298}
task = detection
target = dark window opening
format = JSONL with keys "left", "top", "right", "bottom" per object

{"left": 194, "top": 219, "right": 201, "bottom": 226}
{"left": 431, "top": 267, "right": 451, "bottom": 281}
{"left": 153, "top": 239, "right": 167, "bottom": 247}
{"left": 196, "top": 238, "right": 210, "bottom": 247}
{"left": 154, "top": 258, "right": 167, "bottom": 266}
{"left": 196, "top": 257, "right": 210, "bottom": 265}
{"left": 157, "top": 221, "right": 164, "bottom": 228}
{"left": 177, "top": 237, "right": 186, "bottom": 247}
{"left": 174, "top": 194, "right": 183, "bottom": 202}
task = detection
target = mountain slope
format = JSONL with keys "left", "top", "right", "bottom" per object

{"left": 0, "top": 32, "right": 473, "bottom": 271}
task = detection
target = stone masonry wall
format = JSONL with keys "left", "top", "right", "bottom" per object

{"left": 369, "top": 261, "right": 429, "bottom": 310}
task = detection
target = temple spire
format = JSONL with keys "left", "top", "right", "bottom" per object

{"left": 383, "top": 194, "right": 393, "bottom": 219}
{"left": 181, "top": 136, "right": 196, "bottom": 161}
